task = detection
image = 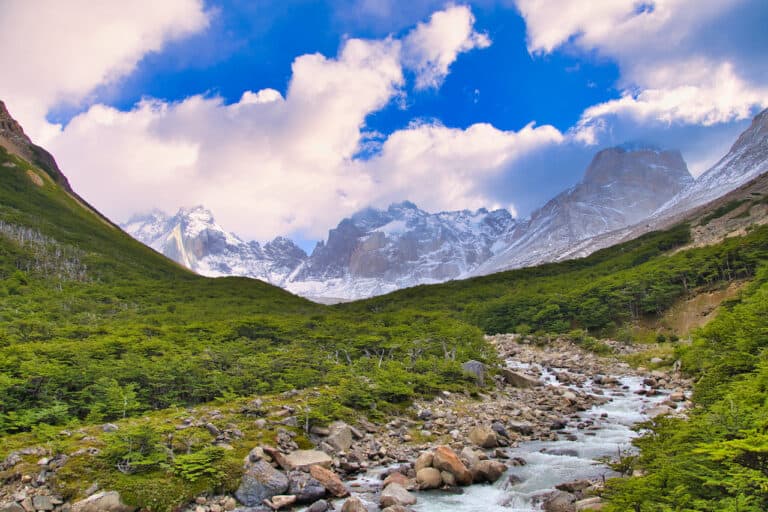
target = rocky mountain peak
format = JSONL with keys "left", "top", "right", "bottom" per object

{"left": 583, "top": 145, "right": 691, "bottom": 189}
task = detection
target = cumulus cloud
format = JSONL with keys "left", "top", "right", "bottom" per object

{"left": 0, "top": 0, "right": 210, "bottom": 143}
{"left": 402, "top": 4, "right": 491, "bottom": 89}
{"left": 48, "top": 30, "right": 558, "bottom": 240}
{"left": 514, "top": 0, "right": 768, "bottom": 138}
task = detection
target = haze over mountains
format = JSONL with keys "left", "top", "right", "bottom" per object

{"left": 122, "top": 108, "right": 767, "bottom": 301}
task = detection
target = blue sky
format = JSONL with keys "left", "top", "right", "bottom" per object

{"left": 1, "top": 0, "right": 767, "bottom": 244}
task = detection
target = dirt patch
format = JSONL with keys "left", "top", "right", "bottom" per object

{"left": 25, "top": 169, "right": 43, "bottom": 187}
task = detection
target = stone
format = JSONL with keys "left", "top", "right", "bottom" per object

{"left": 491, "top": 421, "right": 510, "bottom": 439}
{"left": 327, "top": 421, "right": 354, "bottom": 452}
{"left": 0, "top": 503, "right": 24, "bottom": 512}
{"left": 32, "top": 496, "right": 53, "bottom": 511}
{"left": 382, "top": 472, "right": 410, "bottom": 488}
{"left": 543, "top": 491, "right": 576, "bottom": 512}
{"left": 440, "top": 471, "right": 456, "bottom": 486}
{"left": 460, "top": 447, "right": 481, "bottom": 468}
{"left": 306, "top": 499, "right": 330, "bottom": 512}
{"left": 310, "top": 464, "right": 349, "bottom": 497}
{"left": 461, "top": 360, "right": 486, "bottom": 386}
{"left": 471, "top": 460, "right": 507, "bottom": 483}
{"left": 265, "top": 495, "right": 296, "bottom": 510}
{"left": 469, "top": 426, "right": 498, "bottom": 448}
{"left": 381, "top": 507, "right": 410, "bottom": 512}
{"left": 556, "top": 480, "right": 591, "bottom": 493}
{"left": 101, "top": 423, "right": 119, "bottom": 432}
{"left": 341, "top": 497, "right": 368, "bottom": 512}
{"left": 508, "top": 421, "right": 535, "bottom": 436}
{"left": 575, "top": 497, "right": 604, "bottom": 511}
{"left": 380, "top": 483, "right": 417, "bottom": 508}
{"left": 288, "top": 471, "right": 326, "bottom": 503}
{"left": 222, "top": 497, "right": 237, "bottom": 511}
{"left": 501, "top": 369, "right": 540, "bottom": 388}
{"left": 72, "top": 492, "right": 136, "bottom": 512}
{"left": 669, "top": 391, "right": 685, "bottom": 402}
{"left": 432, "top": 446, "right": 472, "bottom": 486}
{"left": 416, "top": 468, "right": 442, "bottom": 489}
{"left": 283, "top": 450, "right": 333, "bottom": 470}
{"left": 235, "top": 460, "right": 289, "bottom": 506}
{"left": 414, "top": 452, "right": 433, "bottom": 472}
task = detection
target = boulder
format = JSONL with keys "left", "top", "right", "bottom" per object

{"left": 460, "top": 447, "right": 481, "bottom": 468}
{"left": 508, "top": 421, "right": 535, "bottom": 436}
{"left": 72, "top": 492, "right": 136, "bottom": 512}
{"left": 416, "top": 468, "right": 442, "bottom": 489}
{"left": 310, "top": 464, "right": 349, "bottom": 497}
{"left": 575, "top": 497, "right": 604, "bottom": 511}
{"left": 440, "top": 471, "right": 456, "bottom": 486}
{"left": 382, "top": 472, "right": 410, "bottom": 488}
{"left": 380, "top": 483, "right": 417, "bottom": 508}
{"left": 469, "top": 426, "right": 498, "bottom": 448}
{"left": 471, "top": 460, "right": 507, "bottom": 483}
{"left": 283, "top": 450, "right": 333, "bottom": 470}
{"left": 265, "top": 495, "right": 296, "bottom": 510}
{"left": 288, "top": 471, "right": 326, "bottom": 503}
{"left": 327, "top": 421, "right": 354, "bottom": 452}
{"left": 381, "top": 507, "right": 410, "bottom": 512}
{"left": 32, "top": 496, "right": 53, "bottom": 511}
{"left": 556, "top": 480, "right": 591, "bottom": 493}
{"left": 461, "top": 360, "right": 486, "bottom": 386}
{"left": 0, "top": 503, "right": 24, "bottom": 512}
{"left": 235, "top": 460, "right": 289, "bottom": 506}
{"left": 306, "top": 499, "right": 330, "bottom": 512}
{"left": 341, "top": 497, "right": 368, "bottom": 512}
{"left": 501, "top": 369, "right": 540, "bottom": 388}
{"left": 414, "top": 451, "right": 433, "bottom": 472}
{"left": 543, "top": 491, "right": 576, "bottom": 512}
{"left": 432, "top": 446, "right": 472, "bottom": 486}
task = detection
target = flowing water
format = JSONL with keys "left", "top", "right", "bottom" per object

{"left": 411, "top": 363, "right": 669, "bottom": 512}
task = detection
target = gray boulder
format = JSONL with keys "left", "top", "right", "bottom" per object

{"left": 288, "top": 471, "right": 327, "bottom": 503}
{"left": 462, "top": 360, "right": 486, "bottom": 386}
{"left": 71, "top": 492, "right": 136, "bottom": 512}
{"left": 235, "top": 460, "right": 289, "bottom": 506}
{"left": 327, "top": 421, "right": 354, "bottom": 452}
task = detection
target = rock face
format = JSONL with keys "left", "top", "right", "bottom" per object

{"left": 121, "top": 207, "right": 307, "bottom": 287}
{"left": 235, "top": 459, "right": 289, "bottom": 506}
{"left": 476, "top": 145, "right": 693, "bottom": 275}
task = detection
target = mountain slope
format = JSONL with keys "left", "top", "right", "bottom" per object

{"left": 474, "top": 146, "right": 693, "bottom": 274}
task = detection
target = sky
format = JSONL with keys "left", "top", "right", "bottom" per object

{"left": 1, "top": 0, "right": 767, "bottom": 246}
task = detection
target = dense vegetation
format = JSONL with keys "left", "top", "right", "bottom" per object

{"left": 1, "top": 143, "right": 767, "bottom": 438}
{"left": 604, "top": 265, "right": 768, "bottom": 511}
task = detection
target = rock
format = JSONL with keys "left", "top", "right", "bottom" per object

{"left": 543, "top": 491, "right": 576, "bottom": 512}
{"left": 265, "top": 495, "right": 296, "bottom": 510}
{"left": 306, "top": 499, "right": 329, "bottom": 512}
{"left": 380, "top": 483, "right": 417, "bottom": 508}
{"left": 556, "top": 479, "right": 591, "bottom": 493}
{"left": 310, "top": 464, "right": 349, "bottom": 497}
{"left": 508, "top": 421, "right": 535, "bottom": 436}
{"left": 235, "top": 460, "right": 290, "bottom": 506}
{"left": 440, "top": 471, "right": 456, "bottom": 486}
{"left": 501, "top": 369, "right": 540, "bottom": 388}
{"left": 575, "top": 497, "right": 604, "bottom": 511}
{"left": 72, "top": 492, "right": 136, "bottom": 512}
{"left": 432, "top": 446, "right": 472, "bottom": 486}
{"left": 382, "top": 472, "right": 410, "bottom": 488}
{"left": 283, "top": 450, "right": 333, "bottom": 470}
{"left": 327, "top": 421, "right": 354, "bottom": 452}
{"left": 550, "top": 419, "right": 568, "bottom": 430}
{"left": 414, "top": 452, "right": 433, "bottom": 472}
{"left": 471, "top": 460, "right": 507, "bottom": 483}
{"left": 0, "top": 503, "right": 24, "bottom": 512}
{"left": 101, "top": 423, "right": 119, "bottom": 432}
{"left": 32, "top": 496, "right": 53, "bottom": 511}
{"left": 646, "top": 405, "right": 672, "bottom": 418}
{"left": 460, "top": 447, "right": 481, "bottom": 468}
{"left": 381, "top": 507, "right": 410, "bottom": 512}
{"left": 416, "top": 468, "right": 442, "bottom": 489}
{"left": 469, "top": 426, "right": 498, "bottom": 448}
{"left": 288, "top": 471, "right": 326, "bottom": 503}
{"left": 669, "top": 391, "right": 685, "bottom": 402}
{"left": 222, "top": 497, "right": 237, "bottom": 511}
{"left": 491, "top": 421, "right": 510, "bottom": 439}
{"left": 461, "top": 360, "right": 486, "bottom": 386}
{"left": 650, "top": 357, "right": 663, "bottom": 364}
{"left": 341, "top": 497, "right": 368, "bottom": 512}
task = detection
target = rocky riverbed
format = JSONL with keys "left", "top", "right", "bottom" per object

{"left": 0, "top": 335, "right": 692, "bottom": 512}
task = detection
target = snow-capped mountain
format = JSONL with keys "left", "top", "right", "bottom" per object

{"left": 473, "top": 145, "right": 694, "bottom": 275}
{"left": 121, "top": 206, "right": 306, "bottom": 286}
{"left": 288, "top": 201, "right": 516, "bottom": 299}
{"left": 656, "top": 108, "right": 768, "bottom": 217}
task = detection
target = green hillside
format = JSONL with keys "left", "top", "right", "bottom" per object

{"left": 2, "top": 142, "right": 768, "bottom": 509}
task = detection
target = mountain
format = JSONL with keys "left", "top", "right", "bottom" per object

{"left": 124, "top": 202, "right": 517, "bottom": 301}
{"left": 122, "top": 206, "right": 307, "bottom": 286}
{"left": 288, "top": 201, "right": 516, "bottom": 300}
{"left": 473, "top": 145, "right": 693, "bottom": 274}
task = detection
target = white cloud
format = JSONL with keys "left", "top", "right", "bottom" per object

{"left": 0, "top": 0, "right": 210, "bottom": 143}
{"left": 514, "top": 0, "right": 768, "bottom": 139}
{"left": 402, "top": 4, "right": 491, "bottom": 89}
{"left": 45, "top": 20, "right": 559, "bottom": 240}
